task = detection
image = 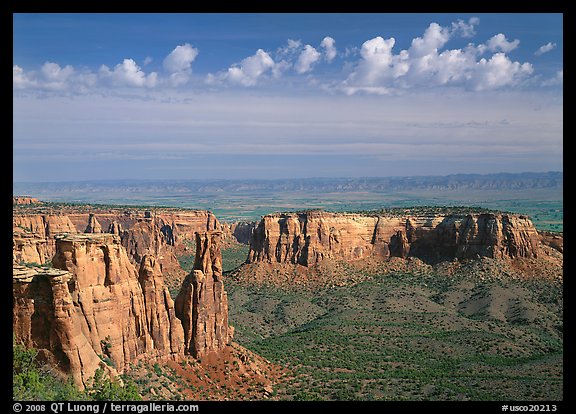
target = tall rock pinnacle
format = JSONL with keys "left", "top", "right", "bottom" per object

{"left": 175, "top": 231, "right": 232, "bottom": 358}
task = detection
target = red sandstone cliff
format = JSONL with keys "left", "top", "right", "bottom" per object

{"left": 247, "top": 211, "right": 540, "bottom": 266}
{"left": 13, "top": 230, "right": 232, "bottom": 388}
{"left": 13, "top": 234, "right": 186, "bottom": 387}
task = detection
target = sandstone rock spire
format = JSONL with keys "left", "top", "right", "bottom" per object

{"left": 175, "top": 231, "right": 232, "bottom": 358}
{"left": 84, "top": 213, "right": 102, "bottom": 233}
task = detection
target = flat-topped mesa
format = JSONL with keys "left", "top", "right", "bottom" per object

{"left": 13, "top": 196, "right": 41, "bottom": 205}
{"left": 175, "top": 231, "right": 232, "bottom": 358}
{"left": 247, "top": 210, "right": 540, "bottom": 266}
{"left": 13, "top": 233, "right": 186, "bottom": 387}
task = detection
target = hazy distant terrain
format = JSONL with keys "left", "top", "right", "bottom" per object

{"left": 14, "top": 172, "right": 563, "bottom": 231}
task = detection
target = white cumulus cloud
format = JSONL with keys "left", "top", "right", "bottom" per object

{"left": 542, "top": 69, "right": 563, "bottom": 86}
{"left": 535, "top": 42, "right": 556, "bottom": 56}
{"left": 342, "top": 20, "right": 534, "bottom": 95}
{"left": 226, "top": 49, "right": 275, "bottom": 86}
{"left": 484, "top": 33, "right": 520, "bottom": 53}
{"left": 163, "top": 43, "right": 199, "bottom": 86}
{"left": 295, "top": 45, "right": 321, "bottom": 74}
{"left": 320, "top": 36, "right": 337, "bottom": 62}
{"left": 99, "top": 58, "right": 158, "bottom": 88}
{"left": 471, "top": 53, "right": 533, "bottom": 91}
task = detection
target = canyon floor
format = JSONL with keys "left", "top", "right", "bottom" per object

{"left": 222, "top": 246, "right": 563, "bottom": 401}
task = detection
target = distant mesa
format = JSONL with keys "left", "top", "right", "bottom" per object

{"left": 248, "top": 209, "right": 541, "bottom": 266}
{"left": 13, "top": 196, "right": 42, "bottom": 205}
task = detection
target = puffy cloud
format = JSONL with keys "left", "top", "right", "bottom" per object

{"left": 342, "top": 20, "right": 534, "bottom": 94}
{"left": 535, "top": 42, "right": 556, "bottom": 56}
{"left": 99, "top": 58, "right": 158, "bottom": 88}
{"left": 350, "top": 36, "right": 397, "bottom": 85}
{"left": 484, "top": 33, "right": 520, "bottom": 53}
{"left": 409, "top": 23, "right": 451, "bottom": 57}
{"left": 295, "top": 45, "right": 321, "bottom": 74}
{"left": 226, "top": 49, "right": 275, "bottom": 86}
{"left": 272, "top": 59, "right": 292, "bottom": 79}
{"left": 320, "top": 36, "right": 337, "bottom": 62}
{"left": 41, "top": 62, "right": 74, "bottom": 82}
{"left": 162, "top": 43, "right": 198, "bottom": 86}
{"left": 13, "top": 65, "right": 36, "bottom": 89}
{"left": 39, "top": 62, "right": 75, "bottom": 90}
{"left": 163, "top": 44, "right": 198, "bottom": 73}
{"left": 143, "top": 56, "right": 153, "bottom": 66}
{"left": 451, "top": 17, "right": 480, "bottom": 38}
{"left": 471, "top": 53, "right": 533, "bottom": 91}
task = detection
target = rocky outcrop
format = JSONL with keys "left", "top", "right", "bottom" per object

{"left": 13, "top": 196, "right": 41, "bottom": 205}
{"left": 14, "top": 234, "right": 186, "bottom": 388}
{"left": 13, "top": 230, "right": 233, "bottom": 388}
{"left": 13, "top": 232, "right": 50, "bottom": 264}
{"left": 108, "top": 221, "right": 123, "bottom": 236}
{"left": 14, "top": 209, "right": 221, "bottom": 278}
{"left": 13, "top": 215, "right": 78, "bottom": 262}
{"left": 175, "top": 231, "right": 232, "bottom": 358}
{"left": 539, "top": 231, "right": 563, "bottom": 253}
{"left": 84, "top": 213, "right": 102, "bottom": 233}
{"left": 13, "top": 266, "right": 107, "bottom": 388}
{"left": 138, "top": 255, "right": 185, "bottom": 356}
{"left": 248, "top": 210, "right": 540, "bottom": 266}
{"left": 14, "top": 215, "right": 77, "bottom": 239}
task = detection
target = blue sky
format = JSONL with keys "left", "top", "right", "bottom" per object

{"left": 13, "top": 13, "right": 563, "bottom": 181}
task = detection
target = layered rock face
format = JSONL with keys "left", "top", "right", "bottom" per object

{"left": 13, "top": 232, "right": 50, "bottom": 264}
{"left": 248, "top": 211, "right": 540, "bottom": 266}
{"left": 13, "top": 215, "right": 78, "bottom": 261}
{"left": 138, "top": 255, "right": 185, "bottom": 356}
{"left": 175, "top": 231, "right": 232, "bottom": 358}
{"left": 13, "top": 234, "right": 185, "bottom": 388}
{"left": 13, "top": 265, "right": 107, "bottom": 387}
{"left": 13, "top": 230, "right": 233, "bottom": 388}
{"left": 13, "top": 209, "right": 220, "bottom": 273}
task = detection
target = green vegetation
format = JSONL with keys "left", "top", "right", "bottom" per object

{"left": 222, "top": 243, "right": 250, "bottom": 273}
{"left": 13, "top": 339, "right": 141, "bottom": 401}
{"left": 227, "top": 271, "right": 563, "bottom": 401}
{"left": 345, "top": 205, "right": 511, "bottom": 216}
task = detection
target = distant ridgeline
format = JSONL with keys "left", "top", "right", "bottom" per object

{"left": 13, "top": 171, "right": 563, "bottom": 195}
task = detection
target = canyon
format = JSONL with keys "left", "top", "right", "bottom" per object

{"left": 12, "top": 199, "right": 563, "bottom": 400}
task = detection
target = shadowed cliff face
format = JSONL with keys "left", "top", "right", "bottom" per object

{"left": 248, "top": 211, "right": 540, "bottom": 266}
{"left": 175, "top": 231, "right": 233, "bottom": 358}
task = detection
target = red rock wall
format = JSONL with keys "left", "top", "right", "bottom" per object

{"left": 248, "top": 211, "right": 540, "bottom": 266}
